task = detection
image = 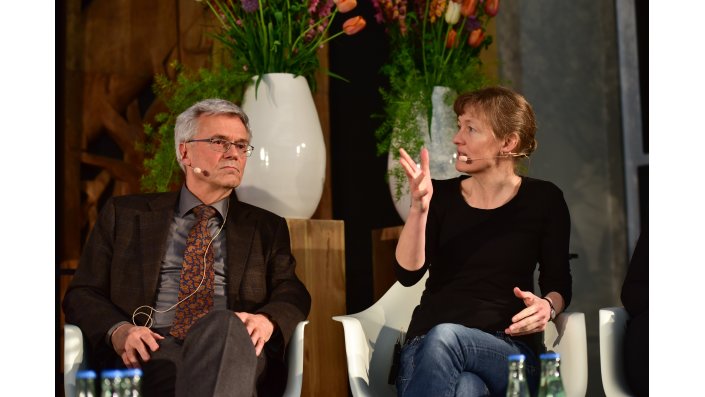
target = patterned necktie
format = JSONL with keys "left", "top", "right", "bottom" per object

{"left": 170, "top": 204, "right": 218, "bottom": 339}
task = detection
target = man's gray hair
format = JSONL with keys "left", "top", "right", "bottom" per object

{"left": 174, "top": 98, "right": 252, "bottom": 172}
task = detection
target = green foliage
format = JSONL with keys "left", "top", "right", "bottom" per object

{"left": 205, "top": 0, "right": 365, "bottom": 91}
{"left": 374, "top": 38, "right": 491, "bottom": 201}
{"left": 371, "top": 1, "right": 498, "bottom": 201}
{"left": 139, "top": 63, "right": 250, "bottom": 192}
{"left": 375, "top": 42, "right": 490, "bottom": 158}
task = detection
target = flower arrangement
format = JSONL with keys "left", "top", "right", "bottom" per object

{"left": 140, "top": 0, "right": 367, "bottom": 192}
{"left": 372, "top": 0, "right": 499, "bottom": 161}
{"left": 204, "top": 0, "right": 367, "bottom": 90}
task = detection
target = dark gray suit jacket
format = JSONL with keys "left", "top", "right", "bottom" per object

{"left": 63, "top": 190, "right": 311, "bottom": 369}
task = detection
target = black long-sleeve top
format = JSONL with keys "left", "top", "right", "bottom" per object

{"left": 395, "top": 176, "right": 573, "bottom": 355}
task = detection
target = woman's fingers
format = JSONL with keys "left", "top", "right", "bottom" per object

{"left": 399, "top": 148, "right": 419, "bottom": 177}
{"left": 419, "top": 147, "right": 430, "bottom": 174}
{"left": 399, "top": 147, "right": 433, "bottom": 212}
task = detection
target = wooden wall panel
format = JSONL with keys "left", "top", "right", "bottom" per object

{"left": 371, "top": 226, "right": 403, "bottom": 301}
{"left": 287, "top": 219, "right": 347, "bottom": 397}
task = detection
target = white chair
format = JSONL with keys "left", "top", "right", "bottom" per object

{"left": 64, "top": 324, "right": 88, "bottom": 397}
{"left": 282, "top": 320, "right": 309, "bottom": 397}
{"left": 544, "top": 310, "right": 588, "bottom": 397}
{"left": 599, "top": 307, "right": 634, "bottom": 397}
{"left": 333, "top": 273, "right": 588, "bottom": 397}
{"left": 64, "top": 320, "right": 309, "bottom": 397}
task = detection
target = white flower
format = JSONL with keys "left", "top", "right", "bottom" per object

{"left": 445, "top": 1, "right": 462, "bottom": 25}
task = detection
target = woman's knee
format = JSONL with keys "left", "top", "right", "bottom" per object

{"left": 456, "top": 372, "right": 489, "bottom": 397}
{"left": 424, "top": 323, "right": 465, "bottom": 348}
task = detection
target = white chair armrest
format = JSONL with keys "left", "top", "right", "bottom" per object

{"left": 599, "top": 307, "right": 634, "bottom": 397}
{"left": 282, "top": 320, "right": 308, "bottom": 397}
{"left": 332, "top": 315, "right": 373, "bottom": 397}
{"left": 64, "top": 324, "right": 87, "bottom": 397}
{"left": 544, "top": 312, "right": 588, "bottom": 397}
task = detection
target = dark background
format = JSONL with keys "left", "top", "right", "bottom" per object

{"left": 330, "top": 1, "right": 400, "bottom": 314}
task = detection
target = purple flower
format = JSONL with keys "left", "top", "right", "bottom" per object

{"left": 241, "top": 0, "right": 259, "bottom": 13}
{"left": 316, "top": 0, "right": 335, "bottom": 19}
{"left": 463, "top": 15, "right": 481, "bottom": 33}
{"left": 308, "top": 0, "right": 321, "bottom": 14}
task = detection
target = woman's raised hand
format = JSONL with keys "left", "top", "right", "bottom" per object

{"left": 399, "top": 147, "right": 433, "bottom": 213}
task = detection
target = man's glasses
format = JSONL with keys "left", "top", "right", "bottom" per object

{"left": 186, "top": 137, "right": 254, "bottom": 157}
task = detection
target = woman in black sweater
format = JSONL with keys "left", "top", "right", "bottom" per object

{"left": 394, "top": 86, "right": 572, "bottom": 397}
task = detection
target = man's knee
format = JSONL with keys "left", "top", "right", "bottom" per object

{"left": 185, "top": 309, "right": 254, "bottom": 354}
{"left": 189, "top": 310, "right": 246, "bottom": 336}
{"left": 194, "top": 309, "right": 240, "bottom": 328}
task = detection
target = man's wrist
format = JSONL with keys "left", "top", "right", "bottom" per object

{"left": 106, "top": 321, "right": 131, "bottom": 345}
{"left": 256, "top": 312, "right": 277, "bottom": 329}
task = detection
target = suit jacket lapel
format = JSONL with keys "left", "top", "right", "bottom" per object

{"left": 140, "top": 192, "right": 178, "bottom": 302}
{"left": 226, "top": 195, "right": 255, "bottom": 307}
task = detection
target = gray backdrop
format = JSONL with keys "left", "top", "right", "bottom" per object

{"left": 495, "top": 1, "right": 645, "bottom": 396}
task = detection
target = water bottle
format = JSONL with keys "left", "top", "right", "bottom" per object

{"left": 537, "top": 352, "right": 566, "bottom": 397}
{"left": 118, "top": 368, "right": 143, "bottom": 396}
{"left": 100, "top": 369, "right": 122, "bottom": 397}
{"left": 505, "top": 354, "right": 530, "bottom": 397}
{"left": 76, "top": 369, "right": 97, "bottom": 397}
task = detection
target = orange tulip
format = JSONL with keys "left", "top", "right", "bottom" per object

{"left": 468, "top": 28, "right": 484, "bottom": 47}
{"left": 334, "top": 0, "right": 358, "bottom": 14}
{"left": 460, "top": 0, "right": 478, "bottom": 17}
{"left": 445, "top": 29, "right": 458, "bottom": 48}
{"left": 343, "top": 16, "right": 367, "bottom": 35}
{"left": 484, "top": 0, "right": 499, "bottom": 17}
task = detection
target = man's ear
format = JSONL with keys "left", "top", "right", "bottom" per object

{"left": 179, "top": 142, "right": 191, "bottom": 166}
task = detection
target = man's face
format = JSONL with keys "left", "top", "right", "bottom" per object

{"left": 180, "top": 114, "right": 250, "bottom": 194}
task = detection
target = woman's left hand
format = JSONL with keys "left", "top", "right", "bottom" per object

{"left": 504, "top": 287, "right": 552, "bottom": 336}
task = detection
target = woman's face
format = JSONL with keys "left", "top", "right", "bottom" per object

{"left": 452, "top": 106, "right": 503, "bottom": 172}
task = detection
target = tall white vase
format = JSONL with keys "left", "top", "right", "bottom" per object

{"left": 388, "top": 86, "right": 462, "bottom": 221}
{"left": 238, "top": 73, "right": 326, "bottom": 218}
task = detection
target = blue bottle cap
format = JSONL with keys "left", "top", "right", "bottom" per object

{"left": 120, "top": 368, "right": 143, "bottom": 377}
{"left": 76, "top": 370, "right": 97, "bottom": 379}
{"left": 100, "top": 369, "right": 122, "bottom": 379}
{"left": 540, "top": 352, "right": 560, "bottom": 360}
{"left": 508, "top": 354, "right": 526, "bottom": 361}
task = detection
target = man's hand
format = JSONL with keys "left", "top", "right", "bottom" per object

{"left": 234, "top": 312, "right": 275, "bottom": 356}
{"left": 504, "top": 287, "right": 552, "bottom": 336}
{"left": 111, "top": 323, "right": 164, "bottom": 368}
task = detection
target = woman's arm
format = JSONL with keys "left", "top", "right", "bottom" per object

{"left": 395, "top": 148, "right": 433, "bottom": 271}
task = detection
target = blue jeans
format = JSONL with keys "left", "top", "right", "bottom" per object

{"left": 396, "top": 324, "right": 540, "bottom": 397}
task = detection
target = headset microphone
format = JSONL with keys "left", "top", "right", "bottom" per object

{"left": 190, "top": 165, "right": 210, "bottom": 177}
{"left": 458, "top": 153, "right": 528, "bottom": 163}
{"left": 180, "top": 152, "right": 211, "bottom": 177}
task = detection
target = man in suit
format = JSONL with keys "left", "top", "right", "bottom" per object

{"left": 63, "top": 98, "right": 311, "bottom": 397}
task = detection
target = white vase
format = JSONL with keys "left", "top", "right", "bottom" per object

{"left": 388, "top": 86, "right": 463, "bottom": 221}
{"left": 238, "top": 73, "right": 326, "bottom": 219}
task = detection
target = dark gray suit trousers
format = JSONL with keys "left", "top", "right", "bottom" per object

{"left": 141, "top": 310, "right": 265, "bottom": 397}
